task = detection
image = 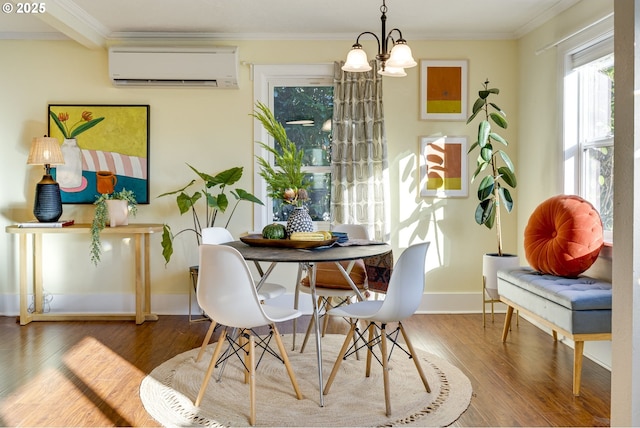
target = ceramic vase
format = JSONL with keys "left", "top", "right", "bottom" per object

{"left": 57, "top": 138, "right": 83, "bottom": 189}
{"left": 286, "top": 206, "right": 313, "bottom": 236}
{"left": 106, "top": 199, "right": 129, "bottom": 227}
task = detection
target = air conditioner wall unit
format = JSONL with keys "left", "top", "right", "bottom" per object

{"left": 108, "top": 46, "right": 239, "bottom": 88}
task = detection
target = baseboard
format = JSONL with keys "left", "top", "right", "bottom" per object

{"left": 0, "top": 291, "right": 494, "bottom": 316}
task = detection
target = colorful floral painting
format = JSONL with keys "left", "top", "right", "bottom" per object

{"left": 48, "top": 104, "right": 150, "bottom": 204}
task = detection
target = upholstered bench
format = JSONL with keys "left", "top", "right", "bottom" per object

{"left": 497, "top": 266, "right": 612, "bottom": 396}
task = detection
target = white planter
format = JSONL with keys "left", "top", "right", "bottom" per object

{"left": 483, "top": 253, "right": 520, "bottom": 300}
{"left": 106, "top": 199, "right": 129, "bottom": 227}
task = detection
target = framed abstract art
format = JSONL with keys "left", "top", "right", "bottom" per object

{"left": 419, "top": 136, "right": 468, "bottom": 198}
{"left": 48, "top": 104, "right": 150, "bottom": 204}
{"left": 420, "top": 60, "right": 468, "bottom": 121}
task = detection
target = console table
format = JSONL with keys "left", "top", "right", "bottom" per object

{"left": 6, "top": 223, "right": 163, "bottom": 325}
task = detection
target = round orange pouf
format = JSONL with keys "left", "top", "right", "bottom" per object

{"left": 524, "top": 195, "right": 604, "bottom": 277}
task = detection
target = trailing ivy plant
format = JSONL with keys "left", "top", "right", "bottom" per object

{"left": 158, "top": 165, "right": 263, "bottom": 264}
{"left": 466, "top": 80, "right": 517, "bottom": 256}
{"left": 90, "top": 188, "right": 138, "bottom": 265}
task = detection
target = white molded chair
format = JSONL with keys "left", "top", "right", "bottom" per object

{"left": 323, "top": 242, "right": 431, "bottom": 417}
{"left": 194, "top": 244, "right": 303, "bottom": 426}
{"left": 294, "top": 224, "right": 370, "bottom": 352}
{"left": 202, "top": 227, "right": 286, "bottom": 300}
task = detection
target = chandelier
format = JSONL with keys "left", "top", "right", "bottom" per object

{"left": 342, "top": 0, "right": 417, "bottom": 77}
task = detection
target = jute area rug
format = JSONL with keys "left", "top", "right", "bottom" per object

{"left": 140, "top": 334, "right": 472, "bottom": 427}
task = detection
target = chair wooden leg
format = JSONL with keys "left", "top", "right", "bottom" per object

{"left": 365, "top": 322, "right": 375, "bottom": 377}
{"left": 248, "top": 334, "right": 256, "bottom": 426}
{"left": 501, "top": 305, "right": 514, "bottom": 342}
{"left": 399, "top": 322, "right": 430, "bottom": 393}
{"left": 240, "top": 331, "right": 250, "bottom": 384}
{"left": 196, "top": 320, "right": 217, "bottom": 362}
{"left": 271, "top": 324, "right": 303, "bottom": 399}
{"left": 195, "top": 328, "right": 228, "bottom": 407}
{"left": 573, "top": 340, "right": 585, "bottom": 396}
{"left": 323, "top": 322, "right": 357, "bottom": 395}
{"left": 380, "top": 323, "right": 392, "bottom": 416}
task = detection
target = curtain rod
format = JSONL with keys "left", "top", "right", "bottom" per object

{"left": 535, "top": 12, "right": 614, "bottom": 55}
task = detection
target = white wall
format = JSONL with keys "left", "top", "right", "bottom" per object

{"left": 0, "top": 37, "right": 520, "bottom": 315}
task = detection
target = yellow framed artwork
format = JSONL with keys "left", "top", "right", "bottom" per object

{"left": 420, "top": 60, "right": 468, "bottom": 121}
{"left": 420, "top": 136, "right": 468, "bottom": 198}
{"left": 48, "top": 104, "right": 150, "bottom": 204}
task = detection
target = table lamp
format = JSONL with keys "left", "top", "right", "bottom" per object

{"left": 27, "top": 136, "right": 65, "bottom": 222}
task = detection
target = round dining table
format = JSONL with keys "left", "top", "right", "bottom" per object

{"left": 223, "top": 239, "right": 392, "bottom": 407}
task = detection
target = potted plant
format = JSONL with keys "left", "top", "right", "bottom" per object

{"left": 90, "top": 188, "right": 137, "bottom": 265}
{"left": 158, "top": 165, "right": 263, "bottom": 264}
{"left": 466, "top": 80, "right": 519, "bottom": 302}
{"left": 251, "top": 101, "right": 312, "bottom": 235}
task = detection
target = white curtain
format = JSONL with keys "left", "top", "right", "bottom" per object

{"left": 331, "top": 61, "right": 390, "bottom": 241}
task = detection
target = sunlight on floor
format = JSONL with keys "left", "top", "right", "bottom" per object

{"left": 0, "top": 336, "right": 146, "bottom": 426}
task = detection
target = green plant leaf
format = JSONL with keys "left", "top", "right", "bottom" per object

{"left": 48, "top": 111, "right": 69, "bottom": 139}
{"left": 500, "top": 187, "right": 514, "bottom": 212}
{"left": 69, "top": 117, "right": 105, "bottom": 138}
{"left": 211, "top": 193, "right": 228, "bottom": 212}
{"left": 488, "top": 88, "right": 500, "bottom": 95}
{"left": 471, "top": 98, "right": 485, "bottom": 114}
{"left": 480, "top": 145, "right": 493, "bottom": 162}
{"left": 468, "top": 141, "right": 479, "bottom": 153}
{"left": 161, "top": 225, "right": 173, "bottom": 265}
{"left": 489, "top": 112, "right": 508, "bottom": 129}
{"left": 489, "top": 132, "right": 508, "bottom": 146}
{"left": 207, "top": 167, "right": 243, "bottom": 187}
{"left": 471, "top": 161, "right": 489, "bottom": 182}
{"left": 477, "top": 175, "right": 495, "bottom": 201}
{"left": 157, "top": 179, "right": 196, "bottom": 197}
{"left": 475, "top": 199, "right": 494, "bottom": 227}
{"left": 232, "top": 188, "right": 264, "bottom": 205}
{"left": 479, "top": 90, "right": 490, "bottom": 99}
{"left": 489, "top": 102, "right": 503, "bottom": 113}
{"left": 498, "top": 165, "right": 517, "bottom": 188}
{"left": 177, "top": 192, "right": 201, "bottom": 215}
{"left": 478, "top": 120, "right": 490, "bottom": 147}
{"left": 498, "top": 150, "right": 515, "bottom": 173}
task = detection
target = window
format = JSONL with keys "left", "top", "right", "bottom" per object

{"left": 563, "top": 34, "right": 614, "bottom": 242}
{"left": 252, "top": 64, "right": 334, "bottom": 231}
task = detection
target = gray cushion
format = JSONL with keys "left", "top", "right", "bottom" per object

{"left": 497, "top": 267, "right": 611, "bottom": 334}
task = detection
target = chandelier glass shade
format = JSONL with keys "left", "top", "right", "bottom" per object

{"left": 342, "top": 0, "right": 416, "bottom": 76}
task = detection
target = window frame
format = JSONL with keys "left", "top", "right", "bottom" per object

{"left": 559, "top": 17, "right": 614, "bottom": 243}
{"left": 252, "top": 64, "right": 334, "bottom": 232}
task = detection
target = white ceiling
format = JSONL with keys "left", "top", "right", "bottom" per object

{"left": 0, "top": 0, "right": 580, "bottom": 49}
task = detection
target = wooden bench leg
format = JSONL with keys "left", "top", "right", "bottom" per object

{"left": 501, "top": 305, "right": 514, "bottom": 342}
{"left": 573, "top": 340, "right": 584, "bottom": 396}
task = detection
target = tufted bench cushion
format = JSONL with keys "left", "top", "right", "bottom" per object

{"left": 497, "top": 266, "right": 612, "bottom": 396}
{"left": 497, "top": 267, "right": 612, "bottom": 334}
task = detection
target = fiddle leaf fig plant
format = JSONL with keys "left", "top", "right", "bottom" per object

{"left": 466, "top": 80, "right": 517, "bottom": 256}
{"left": 158, "top": 165, "right": 263, "bottom": 264}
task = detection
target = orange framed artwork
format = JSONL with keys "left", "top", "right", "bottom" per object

{"left": 419, "top": 136, "right": 468, "bottom": 198}
{"left": 420, "top": 60, "right": 468, "bottom": 121}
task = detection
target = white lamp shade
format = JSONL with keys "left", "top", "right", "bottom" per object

{"left": 27, "top": 136, "right": 65, "bottom": 165}
{"left": 377, "top": 65, "right": 407, "bottom": 77}
{"left": 386, "top": 42, "right": 417, "bottom": 69}
{"left": 342, "top": 47, "right": 372, "bottom": 72}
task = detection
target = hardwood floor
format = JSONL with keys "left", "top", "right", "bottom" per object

{"left": 0, "top": 313, "right": 610, "bottom": 427}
